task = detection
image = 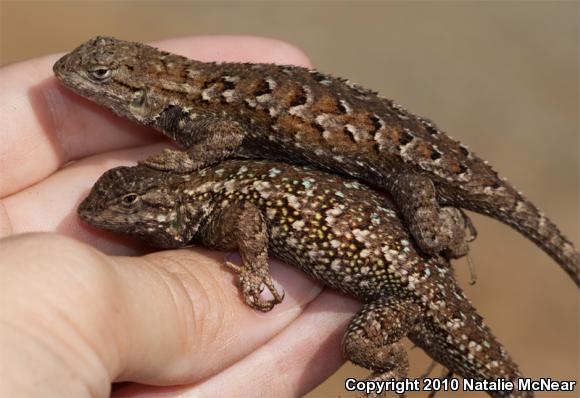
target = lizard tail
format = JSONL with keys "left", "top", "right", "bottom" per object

{"left": 451, "top": 182, "right": 580, "bottom": 287}
{"left": 411, "top": 269, "right": 532, "bottom": 397}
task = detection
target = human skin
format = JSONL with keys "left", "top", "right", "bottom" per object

{"left": 0, "top": 36, "right": 361, "bottom": 398}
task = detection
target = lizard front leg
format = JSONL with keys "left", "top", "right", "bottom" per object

{"left": 342, "top": 296, "right": 421, "bottom": 398}
{"left": 200, "top": 201, "right": 284, "bottom": 312}
{"left": 390, "top": 173, "right": 475, "bottom": 259}
{"left": 144, "top": 106, "right": 247, "bottom": 172}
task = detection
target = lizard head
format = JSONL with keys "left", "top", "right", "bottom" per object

{"left": 53, "top": 36, "right": 172, "bottom": 124}
{"left": 78, "top": 164, "right": 202, "bottom": 248}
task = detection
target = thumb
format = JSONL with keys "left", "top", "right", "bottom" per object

{"left": 0, "top": 232, "right": 322, "bottom": 397}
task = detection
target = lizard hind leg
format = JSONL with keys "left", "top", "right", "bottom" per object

{"left": 342, "top": 297, "right": 422, "bottom": 398}
{"left": 390, "top": 173, "right": 474, "bottom": 259}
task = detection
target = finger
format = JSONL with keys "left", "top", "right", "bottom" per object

{"left": 0, "top": 233, "right": 324, "bottom": 397}
{"left": 0, "top": 36, "right": 313, "bottom": 197}
{"left": 1, "top": 142, "right": 172, "bottom": 253}
{"left": 113, "top": 290, "right": 361, "bottom": 398}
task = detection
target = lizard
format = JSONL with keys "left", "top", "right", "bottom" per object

{"left": 54, "top": 36, "right": 580, "bottom": 286}
{"left": 78, "top": 158, "right": 534, "bottom": 398}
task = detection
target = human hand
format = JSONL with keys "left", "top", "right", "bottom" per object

{"left": 0, "top": 36, "right": 361, "bottom": 398}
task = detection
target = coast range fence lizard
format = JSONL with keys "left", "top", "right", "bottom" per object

{"left": 79, "top": 158, "right": 535, "bottom": 398}
{"left": 53, "top": 37, "right": 579, "bottom": 286}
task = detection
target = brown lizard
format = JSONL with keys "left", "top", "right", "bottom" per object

{"left": 78, "top": 158, "right": 534, "bottom": 397}
{"left": 54, "top": 36, "right": 579, "bottom": 285}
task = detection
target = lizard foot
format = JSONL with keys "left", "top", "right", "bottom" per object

{"left": 343, "top": 298, "right": 418, "bottom": 398}
{"left": 462, "top": 210, "right": 478, "bottom": 242}
{"left": 141, "top": 148, "right": 198, "bottom": 173}
{"left": 390, "top": 173, "right": 477, "bottom": 260}
{"left": 355, "top": 370, "right": 408, "bottom": 398}
{"left": 438, "top": 207, "right": 477, "bottom": 259}
{"left": 225, "top": 260, "right": 285, "bottom": 312}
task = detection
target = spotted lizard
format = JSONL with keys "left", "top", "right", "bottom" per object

{"left": 78, "top": 158, "right": 534, "bottom": 397}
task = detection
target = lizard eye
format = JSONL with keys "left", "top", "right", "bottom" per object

{"left": 121, "top": 193, "right": 139, "bottom": 206}
{"left": 90, "top": 66, "right": 112, "bottom": 82}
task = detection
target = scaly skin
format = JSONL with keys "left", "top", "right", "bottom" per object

{"left": 55, "top": 36, "right": 579, "bottom": 285}
{"left": 79, "top": 159, "right": 534, "bottom": 397}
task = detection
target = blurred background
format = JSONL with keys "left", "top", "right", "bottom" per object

{"left": 1, "top": 1, "right": 578, "bottom": 397}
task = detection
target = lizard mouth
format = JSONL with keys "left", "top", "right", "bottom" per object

{"left": 53, "top": 53, "right": 75, "bottom": 85}
{"left": 77, "top": 195, "right": 100, "bottom": 225}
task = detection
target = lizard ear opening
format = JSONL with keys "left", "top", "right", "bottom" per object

{"left": 130, "top": 89, "right": 147, "bottom": 111}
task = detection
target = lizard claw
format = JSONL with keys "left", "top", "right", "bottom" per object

{"left": 419, "top": 360, "right": 437, "bottom": 379}
{"left": 243, "top": 282, "right": 284, "bottom": 312}
{"left": 467, "top": 252, "right": 477, "bottom": 285}
{"left": 460, "top": 209, "right": 478, "bottom": 243}
{"left": 224, "top": 260, "right": 242, "bottom": 273}
{"left": 225, "top": 261, "right": 284, "bottom": 312}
